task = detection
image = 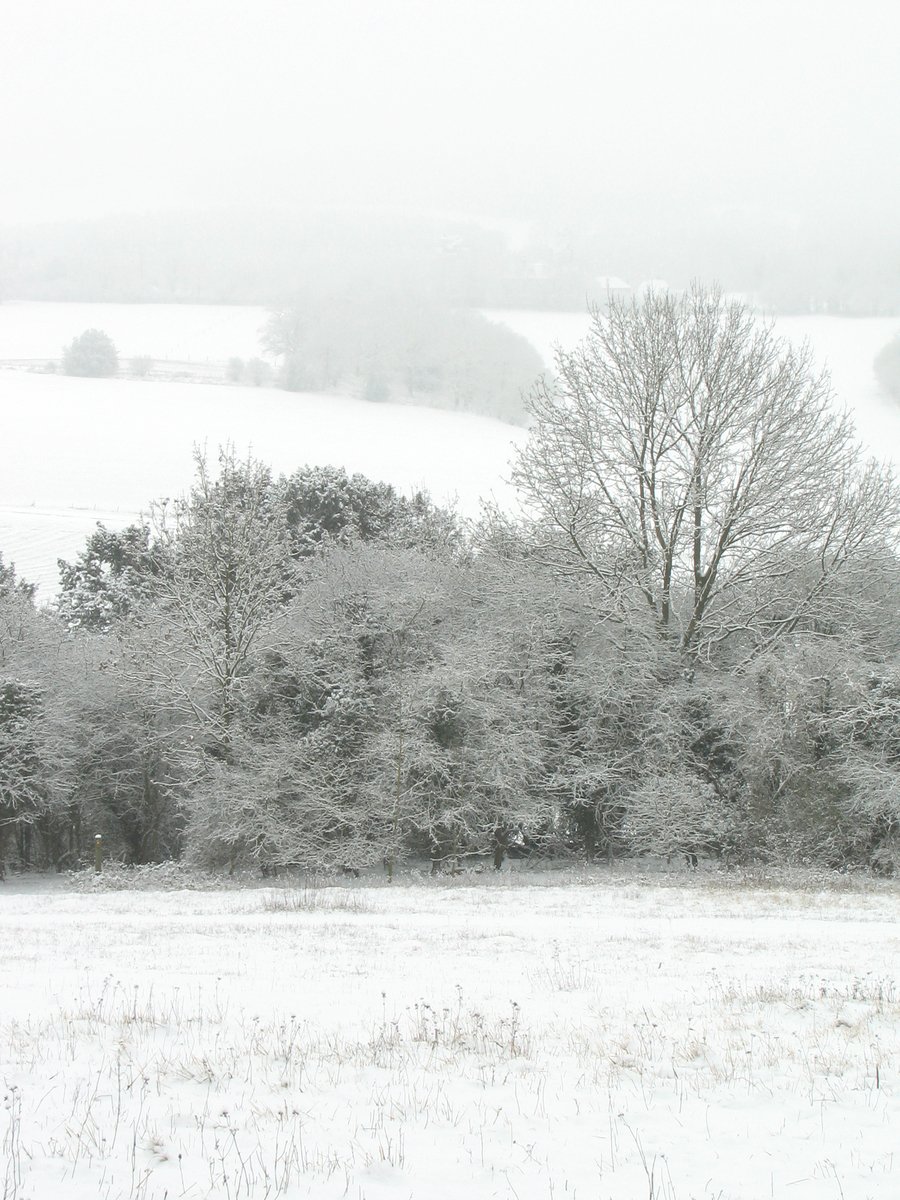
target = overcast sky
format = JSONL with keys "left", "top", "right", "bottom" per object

{"left": 2, "top": 0, "right": 898, "bottom": 234}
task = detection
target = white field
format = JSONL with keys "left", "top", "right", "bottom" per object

{"left": 1, "top": 302, "right": 898, "bottom": 598}
{"left": 1, "top": 872, "right": 898, "bottom": 1199}
{"left": 0, "top": 372, "right": 525, "bottom": 597}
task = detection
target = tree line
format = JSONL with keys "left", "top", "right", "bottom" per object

{"left": 2, "top": 287, "right": 898, "bottom": 877}
{"left": 261, "top": 293, "right": 542, "bottom": 422}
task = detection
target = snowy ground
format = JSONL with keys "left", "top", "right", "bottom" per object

{"left": 2, "top": 870, "right": 898, "bottom": 1199}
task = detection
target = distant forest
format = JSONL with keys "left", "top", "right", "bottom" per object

{"left": 1, "top": 208, "right": 898, "bottom": 315}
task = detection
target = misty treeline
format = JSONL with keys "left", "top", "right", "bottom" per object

{"left": 2, "top": 288, "right": 898, "bottom": 879}
{"left": 2, "top": 208, "right": 899, "bottom": 316}
{"left": 262, "top": 296, "right": 542, "bottom": 422}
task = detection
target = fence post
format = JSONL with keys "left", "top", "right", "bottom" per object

{"left": 94, "top": 834, "right": 103, "bottom": 875}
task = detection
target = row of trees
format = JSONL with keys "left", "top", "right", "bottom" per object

{"left": 2, "top": 287, "right": 898, "bottom": 877}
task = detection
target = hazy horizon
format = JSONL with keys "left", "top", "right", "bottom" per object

{"left": 3, "top": 0, "right": 897, "bottom": 250}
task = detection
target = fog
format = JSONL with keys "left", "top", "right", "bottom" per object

{"left": 2, "top": 0, "right": 898, "bottom": 304}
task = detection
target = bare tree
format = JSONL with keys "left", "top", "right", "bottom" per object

{"left": 512, "top": 284, "right": 899, "bottom": 659}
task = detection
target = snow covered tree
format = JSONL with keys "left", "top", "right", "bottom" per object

{"left": 0, "top": 679, "right": 45, "bottom": 871}
{"left": 56, "top": 522, "right": 168, "bottom": 631}
{"left": 0, "top": 552, "right": 35, "bottom": 603}
{"left": 182, "top": 541, "right": 563, "bottom": 873}
{"left": 738, "top": 639, "right": 900, "bottom": 868}
{"left": 277, "top": 465, "right": 462, "bottom": 558}
{"left": 0, "top": 584, "right": 84, "bottom": 870}
{"left": 69, "top": 663, "right": 187, "bottom": 864}
{"left": 152, "top": 447, "right": 292, "bottom": 756}
{"left": 62, "top": 328, "right": 119, "bottom": 377}
{"left": 512, "top": 284, "right": 900, "bottom": 659}
{"left": 181, "top": 540, "right": 441, "bottom": 870}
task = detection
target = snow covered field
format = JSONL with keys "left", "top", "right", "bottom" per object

{"left": 0, "top": 373, "right": 524, "bottom": 596}
{"left": 1, "top": 871, "right": 897, "bottom": 1199}
{"left": 1, "top": 302, "right": 898, "bottom": 598}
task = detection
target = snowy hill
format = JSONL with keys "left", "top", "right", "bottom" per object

{"left": 1, "top": 371, "right": 524, "bottom": 597}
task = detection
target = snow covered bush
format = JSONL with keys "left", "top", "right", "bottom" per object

{"left": 62, "top": 328, "right": 119, "bottom": 377}
{"left": 621, "top": 770, "right": 734, "bottom": 863}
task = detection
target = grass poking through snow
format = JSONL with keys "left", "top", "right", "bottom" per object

{"left": 1, "top": 872, "right": 898, "bottom": 1199}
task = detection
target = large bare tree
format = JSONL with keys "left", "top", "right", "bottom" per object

{"left": 512, "top": 284, "right": 899, "bottom": 658}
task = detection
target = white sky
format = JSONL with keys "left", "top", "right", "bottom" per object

{"left": 2, "top": 0, "right": 898, "bottom": 230}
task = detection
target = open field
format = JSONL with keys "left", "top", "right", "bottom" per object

{"left": 2, "top": 870, "right": 898, "bottom": 1199}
